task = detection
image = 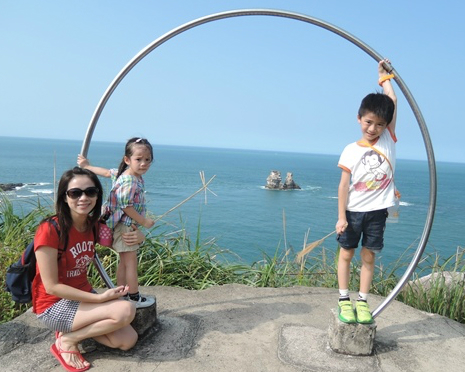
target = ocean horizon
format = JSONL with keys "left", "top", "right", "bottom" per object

{"left": 1, "top": 136, "right": 464, "bottom": 267}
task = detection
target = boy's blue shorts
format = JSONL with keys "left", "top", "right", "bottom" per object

{"left": 337, "top": 209, "right": 388, "bottom": 252}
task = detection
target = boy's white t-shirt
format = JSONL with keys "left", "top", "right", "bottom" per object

{"left": 338, "top": 128, "right": 397, "bottom": 212}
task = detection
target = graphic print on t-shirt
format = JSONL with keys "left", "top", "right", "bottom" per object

{"left": 66, "top": 240, "right": 95, "bottom": 278}
{"left": 353, "top": 150, "right": 391, "bottom": 192}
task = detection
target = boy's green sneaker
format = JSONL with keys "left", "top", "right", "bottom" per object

{"left": 338, "top": 300, "right": 356, "bottom": 323}
{"left": 355, "top": 301, "right": 374, "bottom": 324}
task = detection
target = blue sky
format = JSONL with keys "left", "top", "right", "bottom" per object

{"left": 1, "top": 0, "right": 464, "bottom": 163}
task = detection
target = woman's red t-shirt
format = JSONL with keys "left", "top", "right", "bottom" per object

{"left": 32, "top": 219, "right": 96, "bottom": 314}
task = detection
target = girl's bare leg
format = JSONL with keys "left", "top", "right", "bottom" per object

{"left": 116, "top": 252, "right": 126, "bottom": 287}
{"left": 120, "top": 251, "right": 139, "bottom": 294}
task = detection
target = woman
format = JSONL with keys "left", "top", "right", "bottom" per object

{"left": 33, "top": 167, "right": 141, "bottom": 371}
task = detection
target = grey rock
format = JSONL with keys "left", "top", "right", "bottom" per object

{"left": 408, "top": 271, "right": 465, "bottom": 291}
{"left": 265, "top": 171, "right": 301, "bottom": 190}
{"left": 327, "top": 308, "right": 376, "bottom": 355}
{"left": 282, "top": 172, "right": 301, "bottom": 190}
{"left": 0, "top": 183, "right": 24, "bottom": 191}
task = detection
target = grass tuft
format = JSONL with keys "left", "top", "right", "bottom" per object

{"left": 1, "top": 196, "right": 464, "bottom": 325}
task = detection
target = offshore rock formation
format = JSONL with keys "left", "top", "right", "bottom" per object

{"left": 266, "top": 170, "right": 282, "bottom": 189}
{"left": 265, "top": 171, "right": 301, "bottom": 190}
{"left": 283, "top": 172, "right": 301, "bottom": 190}
{"left": 0, "top": 183, "right": 24, "bottom": 191}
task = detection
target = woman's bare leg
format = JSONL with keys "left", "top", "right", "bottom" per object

{"left": 56, "top": 299, "right": 137, "bottom": 369}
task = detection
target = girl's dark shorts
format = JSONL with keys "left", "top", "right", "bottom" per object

{"left": 337, "top": 209, "right": 388, "bottom": 252}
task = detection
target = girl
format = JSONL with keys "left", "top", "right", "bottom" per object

{"left": 77, "top": 137, "right": 155, "bottom": 308}
{"left": 34, "top": 167, "right": 139, "bottom": 372}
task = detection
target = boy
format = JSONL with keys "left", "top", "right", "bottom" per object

{"left": 335, "top": 59, "right": 397, "bottom": 324}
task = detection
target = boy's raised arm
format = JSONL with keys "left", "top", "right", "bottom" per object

{"left": 378, "top": 59, "right": 397, "bottom": 134}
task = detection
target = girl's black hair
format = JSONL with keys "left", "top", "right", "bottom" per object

{"left": 49, "top": 167, "right": 103, "bottom": 246}
{"left": 116, "top": 137, "right": 154, "bottom": 179}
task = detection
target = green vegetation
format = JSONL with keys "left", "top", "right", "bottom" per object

{"left": 397, "top": 250, "right": 465, "bottom": 322}
{"left": 0, "top": 194, "right": 52, "bottom": 322}
{"left": 1, "top": 195, "right": 464, "bottom": 325}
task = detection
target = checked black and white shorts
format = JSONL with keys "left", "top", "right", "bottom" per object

{"left": 36, "top": 298, "right": 80, "bottom": 333}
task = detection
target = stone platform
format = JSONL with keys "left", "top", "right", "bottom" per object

{"left": 327, "top": 308, "right": 377, "bottom": 355}
{"left": 1, "top": 285, "right": 465, "bottom": 372}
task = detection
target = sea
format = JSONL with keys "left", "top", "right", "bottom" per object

{"left": 1, "top": 136, "right": 464, "bottom": 268}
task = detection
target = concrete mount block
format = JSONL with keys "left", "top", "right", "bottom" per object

{"left": 327, "top": 308, "right": 376, "bottom": 356}
{"left": 131, "top": 296, "right": 158, "bottom": 336}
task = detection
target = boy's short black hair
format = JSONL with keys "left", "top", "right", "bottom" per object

{"left": 358, "top": 92, "right": 395, "bottom": 124}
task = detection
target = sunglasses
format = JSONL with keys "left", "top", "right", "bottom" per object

{"left": 66, "top": 187, "right": 99, "bottom": 199}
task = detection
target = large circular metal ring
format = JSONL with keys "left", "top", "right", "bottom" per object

{"left": 81, "top": 9, "right": 436, "bottom": 318}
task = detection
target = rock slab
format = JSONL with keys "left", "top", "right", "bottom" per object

{"left": 131, "top": 297, "right": 157, "bottom": 336}
{"left": 328, "top": 308, "right": 377, "bottom": 355}
{"left": 2, "top": 285, "right": 465, "bottom": 372}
